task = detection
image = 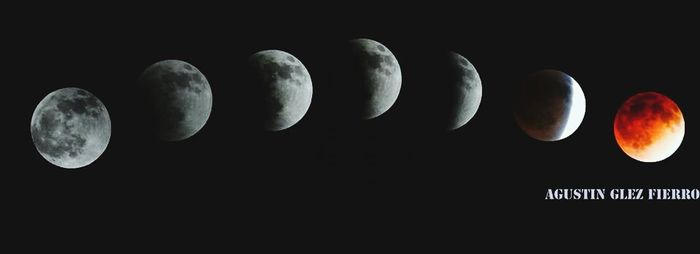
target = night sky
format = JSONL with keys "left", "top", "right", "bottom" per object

{"left": 6, "top": 2, "right": 698, "bottom": 246}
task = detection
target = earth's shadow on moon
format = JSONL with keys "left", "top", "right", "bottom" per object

{"left": 392, "top": 49, "right": 479, "bottom": 134}
{"left": 514, "top": 70, "right": 574, "bottom": 141}
{"left": 138, "top": 60, "right": 213, "bottom": 142}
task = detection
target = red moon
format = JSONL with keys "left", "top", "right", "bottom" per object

{"left": 614, "top": 92, "right": 684, "bottom": 162}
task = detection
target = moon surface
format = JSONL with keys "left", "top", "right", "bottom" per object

{"left": 614, "top": 92, "right": 684, "bottom": 162}
{"left": 30, "top": 88, "right": 111, "bottom": 169}
{"left": 348, "top": 38, "right": 402, "bottom": 119}
{"left": 514, "top": 69, "right": 585, "bottom": 141}
{"left": 445, "top": 52, "right": 482, "bottom": 130}
{"left": 139, "top": 60, "right": 212, "bottom": 141}
{"left": 249, "top": 50, "right": 313, "bottom": 131}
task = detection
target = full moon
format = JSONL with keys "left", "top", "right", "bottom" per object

{"left": 30, "top": 87, "right": 111, "bottom": 169}
{"left": 614, "top": 92, "right": 684, "bottom": 163}
{"left": 139, "top": 60, "right": 213, "bottom": 141}
{"left": 514, "top": 69, "right": 586, "bottom": 141}
{"left": 249, "top": 50, "right": 313, "bottom": 131}
{"left": 348, "top": 38, "right": 402, "bottom": 119}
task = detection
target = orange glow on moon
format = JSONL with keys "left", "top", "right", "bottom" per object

{"left": 614, "top": 92, "right": 684, "bottom": 162}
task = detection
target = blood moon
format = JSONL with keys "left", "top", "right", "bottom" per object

{"left": 614, "top": 92, "right": 684, "bottom": 162}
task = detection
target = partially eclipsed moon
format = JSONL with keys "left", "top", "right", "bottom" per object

{"left": 139, "top": 60, "right": 213, "bottom": 141}
{"left": 514, "top": 70, "right": 586, "bottom": 141}
{"left": 249, "top": 50, "right": 313, "bottom": 131}
{"left": 447, "top": 52, "right": 482, "bottom": 130}
{"left": 614, "top": 92, "right": 684, "bottom": 162}
{"left": 348, "top": 38, "right": 402, "bottom": 119}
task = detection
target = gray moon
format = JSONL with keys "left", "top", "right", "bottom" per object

{"left": 139, "top": 60, "right": 213, "bottom": 141}
{"left": 249, "top": 50, "right": 313, "bottom": 131}
{"left": 514, "top": 69, "right": 586, "bottom": 141}
{"left": 447, "top": 52, "right": 482, "bottom": 130}
{"left": 30, "top": 87, "right": 111, "bottom": 169}
{"left": 349, "top": 38, "right": 402, "bottom": 119}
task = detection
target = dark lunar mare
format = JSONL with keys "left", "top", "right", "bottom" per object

{"left": 32, "top": 103, "right": 88, "bottom": 159}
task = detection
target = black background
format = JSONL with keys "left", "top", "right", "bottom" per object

{"left": 5, "top": 2, "right": 699, "bottom": 247}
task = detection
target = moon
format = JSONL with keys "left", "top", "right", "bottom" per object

{"left": 514, "top": 69, "right": 585, "bottom": 141}
{"left": 138, "top": 60, "right": 213, "bottom": 141}
{"left": 445, "top": 52, "right": 482, "bottom": 130}
{"left": 249, "top": 50, "right": 313, "bottom": 131}
{"left": 614, "top": 92, "right": 684, "bottom": 162}
{"left": 30, "top": 87, "right": 111, "bottom": 169}
{"left": 347, "top": 38, "right": 402, "bottom": 119}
